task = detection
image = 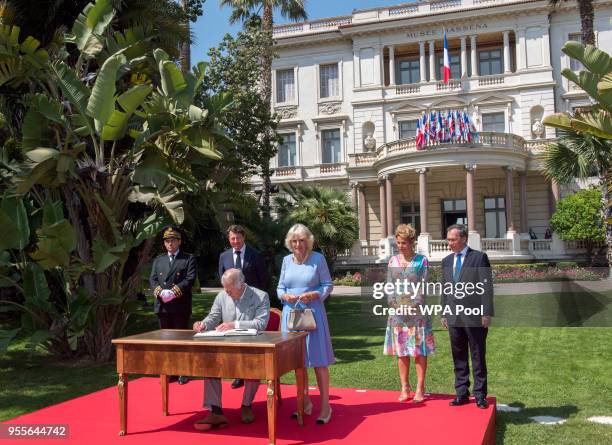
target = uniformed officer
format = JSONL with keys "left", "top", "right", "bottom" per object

{"left": 150, "top": 226, "right": 197, "bottom": 384}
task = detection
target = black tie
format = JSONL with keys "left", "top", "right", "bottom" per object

{"left": 169, "top": 254, "right": 175, "bottom": 264}
{"left": 235, "top": 250, "right": 242, "bottom": 269}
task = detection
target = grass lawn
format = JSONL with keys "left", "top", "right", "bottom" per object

{"left": 1, "top": 293, "right": 612, "bottom": 444}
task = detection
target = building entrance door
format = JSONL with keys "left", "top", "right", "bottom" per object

{"left": 441, "top": 199, "right": 468, "bottom": 237}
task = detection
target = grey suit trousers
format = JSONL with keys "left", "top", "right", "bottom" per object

{"left": 203, "top": 378, "right": 260, "bottom": 408}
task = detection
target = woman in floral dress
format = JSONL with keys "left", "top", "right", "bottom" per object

{"left": 383, "top": 224, "right": 435, "bottom": 403}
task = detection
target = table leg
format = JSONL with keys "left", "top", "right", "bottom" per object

{"left": 118, "top": 373, "right": 128, "bottom": 436}
{"left": 161, "top": 375, "right": 169, "bottom": 416}
{"left": 266, "top": 379, "right": 277, "bottom": 445}
{"left": 295, "top": 367, "right": 305, "bottom": 427}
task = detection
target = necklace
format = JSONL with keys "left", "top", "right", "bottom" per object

{"left": 293, "top": 253, "right": 309, "bottom": 265}
{"left": 399, "top": 253, "right": 416, "bottom": 267}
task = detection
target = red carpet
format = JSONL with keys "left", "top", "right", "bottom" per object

{"left": 3, "top": 378, "right": 495, "bottom": 444}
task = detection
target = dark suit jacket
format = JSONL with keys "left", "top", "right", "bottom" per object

{"left": 441, "top": 247, "right": 494, "bottom": 326}
{"left": 150, "top": 251, "right": 197, "bottom": 315}
{"left": 218, "top": 245, "right": 269, "bottom": 292}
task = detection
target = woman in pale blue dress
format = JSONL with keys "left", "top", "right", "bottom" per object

{"left": 278, "top": 224, "right": 335, "bottom": 424}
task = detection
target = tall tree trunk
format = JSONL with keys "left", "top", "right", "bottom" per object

{"left": 180, "top": 0, "right": 191, "bottom": 72}
{"left": 578, "top": 0, "right": 595, "bottom": 45}
{"left": 260, "top": 1, "right": 274, "bottom": 219}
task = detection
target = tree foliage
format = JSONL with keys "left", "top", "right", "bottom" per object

{"left": 276, "top": 185, "right": 359, "bottom": 274}
{"left": 550, "top": 188, "right": 605, "bottom": 263}
{"left": 0, "top": 0, "right": 228, "bottom": 361}
{"left": 219, "top": 0, "right": 307, "bottom": 218}
{"left": 542, "top": 42, "right": 612, "bottom": 268}
{"left": 199, "top": 16, "right": 279, "bottom": 180}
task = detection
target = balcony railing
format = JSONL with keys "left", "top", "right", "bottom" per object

{"left": 482, "top": 238, "right": 512, "bottom": 251}
{"left": 273, "top": 0, "right": 528, "bottom": 38}
{"left": 478, "top": 74, "right": 505, "bottom": 86}
{"left": 386, "top": 73, "right": 519, "bottom": 98}
{"left": 275, "top": 166, "right": 297, "bottom": 177}
{"left": 319, "top": 163, "right": 345, "bottom": 174}
{"left": 376, "top": 132, "right": 527, "bottom": 159}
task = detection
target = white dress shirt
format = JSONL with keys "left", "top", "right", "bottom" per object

{"left": 453, "top": 246, "right": 469, "bottom": 276}
{"left": 233, "top": 244, "right": 246, "bottom": 267}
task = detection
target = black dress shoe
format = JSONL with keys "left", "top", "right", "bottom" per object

{"left": 231, "top": 379, "right": 244, "bottom": 389}
{"left": 476, "top": 398, "right": 489, "bottom": 409}
{"left": 449, "top": 396, "right": 470, "bottom": 406}
{"left": 178, "top": 376, "right": 190, "bottom": 385}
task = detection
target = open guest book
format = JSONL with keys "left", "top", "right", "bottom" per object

{"left": 193, "top": 328, "right": 259, "bottom": 338}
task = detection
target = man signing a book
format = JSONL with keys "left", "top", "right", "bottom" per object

{"left": 192, "top": 268, "right": 270, "bottom": 431}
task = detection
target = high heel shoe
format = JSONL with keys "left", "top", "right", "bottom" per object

{"left": 398, "top": 386, "right": 413, "bottom": 402}
{"left": 290, "top": 400, "right": 312, "bottom": 418}
{"left": 316, "top": 408, "right": 332, "bottom": 425}
{"left": 412, "top": 391, "right": 425, "bottom": 403}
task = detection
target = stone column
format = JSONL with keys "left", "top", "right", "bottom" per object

{"left": 378, "top": 177, "right": 387, "bottom": 238}
{"left": 505, "top": 167, "right": 516, "bottom": 232}
{"left": 465, "top": 163, "right": 481, "bottom": 249}
{"left": 389, "top": 45, "right": 396, "bottom": 86}
{"left": 385, "top": 174, "right": 394, "bottom": 237}
{"left": 358, "top": 183, "right": 367, "bottom": 241}
{"left": 419, "top": 41, "right": 427, "bottom": 83}
{"left": 416, "top": 168, "right": 431, "bottom": 256}
{"left": 429, "top": 40, "right": 436, "bottom": 82}
{"left": 542, "top": 25, "right": 551, "bottom": 67}
{"left": 460, "top": 36, "right": 468, "bottom": 78}
{"left": 549, "top": 179, "right": 561, "bottom": 218}
{"left": 516, "top": 28, "right": 526, "bottom": 71}
{"left": 350, "top": 181, "right": 358, "bottom": 208}
{"left": 503, "top": 30, "right": 511, "bottom": 73}
{"left": 417, "top": 168, "right": 429, "bottom": 235}
{"left": 470, "top": 35, "right": 478, "bottom": 77}
{"left": 519, "top": 171, "right": 528, "bottom": 235}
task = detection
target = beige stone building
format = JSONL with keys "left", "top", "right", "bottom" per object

{"left": 251, "top": 0, "right": 612, "bottom": 264}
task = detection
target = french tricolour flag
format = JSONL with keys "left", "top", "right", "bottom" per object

{"left": 443, "top": 30, "right": 450, "bottom": 84}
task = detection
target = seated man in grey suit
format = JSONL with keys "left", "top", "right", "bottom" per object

{"left": 192, "top": 268, "right": 270, "bottom": 431}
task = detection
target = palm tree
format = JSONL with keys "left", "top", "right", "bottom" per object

{"left": 543, "top": 42, "right": 612, "bottom": 272}
{"left": 542, "top": 128, "right": 612, "bottom": 265}
{"left": 549, "top": 0, "right": 595, "bottom": 45}
{"left": 219, "top": 0, "right": 307, "bottom": 217}
{"left": 276, "top": 185, "right": 359, "bottom": 275}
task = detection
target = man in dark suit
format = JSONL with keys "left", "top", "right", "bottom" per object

{"left": 441, "top": 224, "right": 494, "bottom": 409}
{"left": 150, "top": 226, "right": 197, "bottom": 384}
{"left": 218, "top": 224, "right": 269, "bottom": 389}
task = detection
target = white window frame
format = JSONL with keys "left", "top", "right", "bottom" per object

{"left": 274, "top": 125, "right": 302, "bottom": 168}
{"left": 480, "top": 108, "right": 507, "bottom": 133}
{"left": 277, "top": 132, "right": 298, "bottom": 168}
{"left": 316, "top": 121, "right": 346, "bottom": 165}
{"left": 398, "top": 119, "right": 418, "bottom": 140}
{"left": 273, "top": 66, "right": 299, "bottom": 106}
{"left": 317, "top": 60, "right": 343, "bottom": 103}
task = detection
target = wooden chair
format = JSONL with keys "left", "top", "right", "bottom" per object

{"left": 266, "top": 307, "right": 283, "bottom": 404}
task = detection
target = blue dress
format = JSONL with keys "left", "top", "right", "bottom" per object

{"left": 277, "top": 251, "right": 336, "bottom": 368}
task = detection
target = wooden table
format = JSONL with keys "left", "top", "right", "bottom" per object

{"left": 112, "top": 330, "right": 307, "bottom": 444}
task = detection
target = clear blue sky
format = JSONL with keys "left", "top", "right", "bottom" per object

{"left": 191, "top": 0, "right": 408, "bottom": 63}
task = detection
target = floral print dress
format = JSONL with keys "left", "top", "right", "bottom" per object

{"left": 383, "top": 254, "right": 436, "bottom": 357}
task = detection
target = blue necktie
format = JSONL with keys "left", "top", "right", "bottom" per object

{"left": 454, "top": 253, "right": 462, "bottom": 282}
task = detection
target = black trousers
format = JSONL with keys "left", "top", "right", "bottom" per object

{"left": 448, "top": 326, "right": 488, "bottom": 399}
{"left": 157, "top": 312, "right": 190, "bottom": 330}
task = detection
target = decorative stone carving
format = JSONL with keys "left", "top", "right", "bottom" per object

{"left": 531, "top": 119, "right": 544, "bottom": 138}
{"left": 364, "top": 134, "right": 377, "bottom": 151}
{"left": 275, "top": 106, "right": 298, "bottom": 119}
{"left": 318, "top": 102, "right": 342, "bottom": 115}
